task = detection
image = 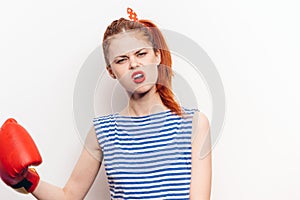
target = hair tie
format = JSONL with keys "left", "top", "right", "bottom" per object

{"left": 127, "top": 7, "right": 138, "bottom": 21}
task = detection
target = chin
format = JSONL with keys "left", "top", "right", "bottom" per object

{"left": 128, "top": 84, "right": 156, "bottom": 97}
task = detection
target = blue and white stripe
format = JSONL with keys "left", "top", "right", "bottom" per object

{"left": 93, "top": 108, "right": 197, "bottom": 200}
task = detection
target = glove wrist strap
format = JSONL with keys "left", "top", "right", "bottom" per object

{"left": 11, "top": 168, "right": 40, "bottom": 193}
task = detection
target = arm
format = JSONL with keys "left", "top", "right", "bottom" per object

{"left": 190, "top": 111, "right": 212, "bottom": 200}
{"left": 32, "top": 125, "right": 102, "bottom": 200}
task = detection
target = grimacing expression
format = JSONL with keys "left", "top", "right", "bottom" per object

{"left": 106, "top": 31, "right": 161, "bottom": 95}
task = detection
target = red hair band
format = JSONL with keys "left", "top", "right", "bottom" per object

{"left": 127, "top": 7, "right": 138, "bottom": 21}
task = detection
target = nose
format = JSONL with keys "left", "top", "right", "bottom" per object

{"left": 129, "top": 56, "right": 140, "bottom": 69}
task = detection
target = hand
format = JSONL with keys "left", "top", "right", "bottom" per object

{"left": 0, "top": 118, "right": 42, "bottom": 193}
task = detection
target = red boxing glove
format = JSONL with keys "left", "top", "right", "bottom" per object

{"left": 0, "top": 118, "right": 42, "bottom": 193}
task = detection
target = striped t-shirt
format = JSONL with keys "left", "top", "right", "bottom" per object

{"left": 93, "top": 107, "right": 198, "bottom": 200}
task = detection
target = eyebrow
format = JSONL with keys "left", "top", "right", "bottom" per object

{"left": 135, "top": 48, "right": 146, "bottom": 54}
{"left": 114, "top": 48, "right": 147, "bottom": 59}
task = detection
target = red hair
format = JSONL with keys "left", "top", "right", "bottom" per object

{"left": 103, "top": 18, "right": 183, "bottom": 116}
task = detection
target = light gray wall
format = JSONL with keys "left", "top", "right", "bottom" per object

{"left": 0, "top": 0, "right": 299, "bottom": 199}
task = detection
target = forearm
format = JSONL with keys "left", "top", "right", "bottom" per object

{"left": 31, "top": 147, "right": 101, "bottom": 200}
{"left": 32, "top": 180, "right": 67, "bottom": 200}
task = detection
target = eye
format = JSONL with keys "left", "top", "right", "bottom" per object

{"left": 137, "top": 52, "right": 147, "bottom": 57}
{"left": 115, "top": 58, "right": 128, "bottom": 64}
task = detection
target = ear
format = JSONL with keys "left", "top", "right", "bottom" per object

{"left": 106, "top": 65, "right": 117, "bottom": 79}
{"left": 155, "top": 50, "right": 161, "bottom": 65}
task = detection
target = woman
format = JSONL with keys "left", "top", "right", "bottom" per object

{"left": 1, "top": 18, "right": 212, "bottom": 199}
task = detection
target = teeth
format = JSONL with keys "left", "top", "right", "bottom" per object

{"left": 134, "top": 73, "right": 143, "bottom": 79}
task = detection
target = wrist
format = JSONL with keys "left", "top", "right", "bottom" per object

{"left": 11, "top": 168, "right": 40, "bottom": 193}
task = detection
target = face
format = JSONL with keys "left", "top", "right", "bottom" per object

{"left": 106, "top": 31, "right": 161, "bottom": 95}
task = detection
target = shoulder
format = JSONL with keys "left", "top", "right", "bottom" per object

{"left": 93, "top": 113, "right": 119, "bottom": 138}
{"left": 192, "top": 111, "right": 210, "bottom": 130}
{"left": 93, "top": 113, "right": 116, "bottom": 122}
{"left": 191, "top": 110, "right": 210, "bottom": 144}
{"left": 93, "top": 113, "right": 117, "bottom": 127}
{"left": 182, "top": 107, "right": 210, "bottom": 129}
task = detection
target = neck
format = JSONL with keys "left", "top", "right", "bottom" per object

{"left": 120, "top": 86, "right": 168, "bottom": 117}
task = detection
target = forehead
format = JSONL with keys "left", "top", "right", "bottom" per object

{"left": 107, "top": 31, "right": 152, "bottom": 59}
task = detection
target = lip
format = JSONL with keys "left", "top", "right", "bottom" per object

{"left": 131, "top": 70, "right": 146, "bottom": 83}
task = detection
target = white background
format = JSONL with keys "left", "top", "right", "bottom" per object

{"left": 1, "top": 0, "right": 300, "bottom": 199}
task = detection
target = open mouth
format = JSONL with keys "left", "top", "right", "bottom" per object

{"left": 131, "top": 71, "right": 146, "bottom": 83}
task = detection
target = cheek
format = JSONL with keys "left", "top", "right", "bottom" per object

{"left": 117, "top": 70, "right": 132, "bottom": 88}
{"left": 147, "top": 55, "right": 160, "bottom": 66}
{"left": 111, "top": 66, "right": 127, "bottom": 78}
{"left": 144, "top": 64, "right": 159, "bottom": 83}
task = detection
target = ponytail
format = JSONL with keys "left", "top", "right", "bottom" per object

{"left": 139, "top": 20, "right": 183, "bottom": 116}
